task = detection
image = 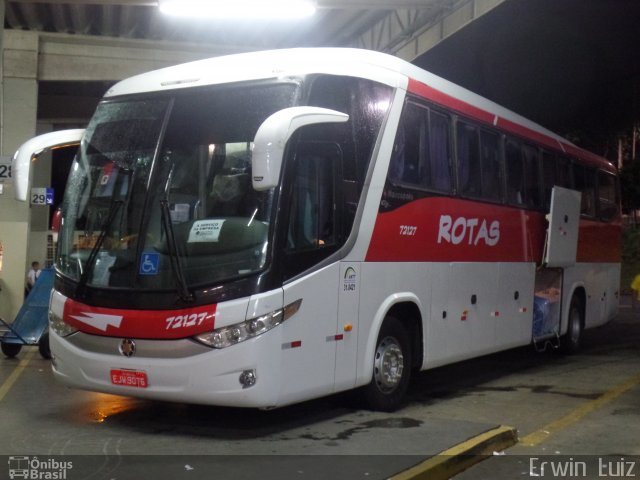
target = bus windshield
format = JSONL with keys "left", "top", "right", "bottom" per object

{"left": 56, "top": 82, "right": 298, "bottom": 290}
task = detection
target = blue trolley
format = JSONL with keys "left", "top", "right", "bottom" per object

{"left": 1, "top": 267, "right": 53, "bottom": 359}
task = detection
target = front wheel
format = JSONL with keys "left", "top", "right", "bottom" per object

{"left": 362, "top": 316, "right": 412, "bottom": 412}
{"left": 560, "top": 295, "right": 584, "bottom": 354}
{"left": 39, "top": 330, "right": 52, "bottom": 359}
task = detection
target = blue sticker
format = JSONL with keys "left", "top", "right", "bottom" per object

{"left": 139, "top": 252, "right": 160, "bottom": 275}
{"left": 45, "top": 187, "right": 54, "bottom": 205}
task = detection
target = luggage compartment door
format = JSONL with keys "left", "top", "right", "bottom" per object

{"left": 544, "top": 186, "right": 581, "bottom": 268}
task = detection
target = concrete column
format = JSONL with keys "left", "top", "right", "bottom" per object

{"left": 0, "top": 30, "right": 39, "bottom": 322}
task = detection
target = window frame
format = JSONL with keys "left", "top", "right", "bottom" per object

{"left": 596, "top": 170, "right": 619, "bottom": 222}
{"left": 388, "top": 98, "right": 454, "bottom": 195}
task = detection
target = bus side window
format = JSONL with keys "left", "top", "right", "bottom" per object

{"left": 597, "top": 171, "right": 618, "bottom": 222}
{"left": 480, "top": 130, "right": 502, "bottom": 202}
{"left": 505, "top": 139, "right": 524, "bottom": 205}
{"left": 542, "top": 150, "right": 557, "bottom": 210}
{"left": 573, "top": 163, "right": 597, "bottom": 217}
{"left": 456, "top": 121, "right": 481, "bottom": 198}
{"left": 390, "top": 103, "right": 422, "bottom": 185}
{"left": 390, "top": 101, "right": 452, "bottom": 193}
{"left": 557, "top": 156, "right": 572, "bottom": 189}
{"left": 428, "top": 110, "right": 452, "bottom": 192}
{"left": 522, "top": 144, "right": 541, "bottom": 208}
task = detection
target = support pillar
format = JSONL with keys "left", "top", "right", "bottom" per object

{"left": 0, "top": 30, "right": 39, "bottom": 321}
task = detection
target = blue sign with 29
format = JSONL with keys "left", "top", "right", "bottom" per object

{"left": 31, "top": 187, "right": 54, "bottom": 206}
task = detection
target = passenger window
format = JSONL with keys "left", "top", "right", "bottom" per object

{"left": 389, "top": 102, "right": 452, "bottom": 193}
{"left": 429, "top": 111, "right": 452, "bottom": 192}
{"left": 597, "top": 171, "right": 618, "bottom": 222}
{"left": 505, "top": 139, "right": 524, "bottom": 205}
{"left": 573, "top": 164, "right": 597, "bottom": 217}
{"left": 391, "top": 103, "right": 421, "bottom": 185}
{"left": 542, "top": 151, "right": 556, "bottom": 209}
{"left": 556, "top": 156, "right": 572, "bottom": 189}
{"left": 456, "top": 121, "right": 481, "bottom": 197}
{"left": 480, "top": 130, "right": 502, "bottom": 201}
{"left": 522, "top": 144, "right": 541, "bottom": 208}
{"left": 505, "top": 140, "right": 540, "bottom": 208}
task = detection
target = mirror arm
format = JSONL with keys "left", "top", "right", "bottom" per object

{"left": 252, "top": 107, "right": 348, "bottom": 191}
{"left": 12, "top": 129, "right": 85, "bottom": 201}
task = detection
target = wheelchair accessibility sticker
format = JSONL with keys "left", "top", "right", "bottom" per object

{"left": 139, "top": 252, "right": 160, "bottom": 275}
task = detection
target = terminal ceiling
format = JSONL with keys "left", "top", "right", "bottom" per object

{"left": 5, "top": 0, "right": 639, "bottom": 159}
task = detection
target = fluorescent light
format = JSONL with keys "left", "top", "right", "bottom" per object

{"left": 159, "top": 0, "right": 317, "bottom": 19}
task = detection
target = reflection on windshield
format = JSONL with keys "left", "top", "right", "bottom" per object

{"left": 57, "top": 83, "right": 297, "bottom": 290}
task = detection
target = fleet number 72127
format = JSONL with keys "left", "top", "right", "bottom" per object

{"left": 399, "top": 225, "right": 417, "bottom": 236}
{"left": 165, "top": 312, "right": 209, "bottom": 330}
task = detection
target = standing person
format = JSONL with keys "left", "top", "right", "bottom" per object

{"left": 26, "top": 261, "right": 41, "bottom": 295}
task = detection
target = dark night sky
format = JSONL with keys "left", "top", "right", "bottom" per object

{"left": 413, "top": 0, "right": 640, "bottom": 159}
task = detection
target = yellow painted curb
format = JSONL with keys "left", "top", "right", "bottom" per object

{"left": 390, "top": 425, "right": 518, "bottom": 480}
{"left": 520, "top": 372, "right": 640, "bottom": 447}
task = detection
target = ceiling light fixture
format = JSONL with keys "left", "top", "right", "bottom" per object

{"left": 158, "top": 0, "right": 317, "bottom": 19}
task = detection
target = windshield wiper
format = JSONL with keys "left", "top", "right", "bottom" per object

{"left": 76, "top": 199, "right": 123, "bottom": 297}
{"left": 160, "top": 200, "right": 194, "bottom": 303}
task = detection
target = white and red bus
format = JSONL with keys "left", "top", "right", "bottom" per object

{"left": 13, "top": 48, "right": 620, "bottom": 411}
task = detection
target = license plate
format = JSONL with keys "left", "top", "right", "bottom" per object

{"left": 110, "top": 369, "right": 148, "bottom": 388}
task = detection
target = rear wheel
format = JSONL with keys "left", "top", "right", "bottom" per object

{"left": 1, "top": 342, "right": 22, "bottom": 358}
{"left": 363, "top": 316, "right": 412, "bottom": 411}
{"left": 560, "top": 294, "right": 584, "bottom": 354}
{"left": 39, "top": 330, "right": 52, "bottom": 359}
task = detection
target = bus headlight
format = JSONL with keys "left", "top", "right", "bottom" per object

{"left": 49, "top": 309, "right": 79, "bottom": 337}
{"left": 195, "top": 299, "right": 302, "bottom": 349}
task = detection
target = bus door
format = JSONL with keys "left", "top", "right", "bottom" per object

{"left": 534, "top": 186, "right": 581, "bottom": 346}
{"left": 278, "top": 141, "right": 344, "bottom": 403}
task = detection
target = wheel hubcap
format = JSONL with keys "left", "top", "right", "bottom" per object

{"left": 569, "top": 308, "right": 581, "bottom": 344}
{"left": 373, "top": 336, "right": 404, "bottom": 393}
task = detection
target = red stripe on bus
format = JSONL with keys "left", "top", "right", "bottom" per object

{"left": 407, "top": 78, "right": 495, "bottom": 125}
{"left": 63, "top": 298, "right": 216, "bottom": 339}
{"left": 495, "top": 117, "right": 563, "bottom": 152}
{"left": 366, "top": 197, "right": 545, "bottom": 263}
{"left": 365, "top": 197, "right": 621, "bottom": 264}
{"left": 562, "top": 142, "right": 617, "bottom": 171}
{"left": 407, "top": 78, "right": 615, "bottom": 174}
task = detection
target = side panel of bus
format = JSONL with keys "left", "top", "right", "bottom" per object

{"left": 356, "top": 77, "right": 620, "bottom": 386}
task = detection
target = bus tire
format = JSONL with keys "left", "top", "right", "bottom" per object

{"left": 362, "top": 316, "right": 412, "bottom": 412}
{"left": 39, "top": 330, "right": 52, "bottom": 360}
{"left": 1, "top": 342, "right": 22, "bottom": 358}
{"left": 560, "top": 294, "right": 584, "bottom": 354}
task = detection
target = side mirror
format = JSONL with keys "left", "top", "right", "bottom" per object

{"left": 252, "top": 107, "right": 348, "bottom": 191}
{"left": 12, "top": 129, "right": 84, "bottom": 201}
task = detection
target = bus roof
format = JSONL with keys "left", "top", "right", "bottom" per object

{"left": 105, "top": 48, "right": 615, "bottom": 173}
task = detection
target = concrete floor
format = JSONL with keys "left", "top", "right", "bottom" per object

{"left": 1, "top": 298, "right": 639, "bottom": 479}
